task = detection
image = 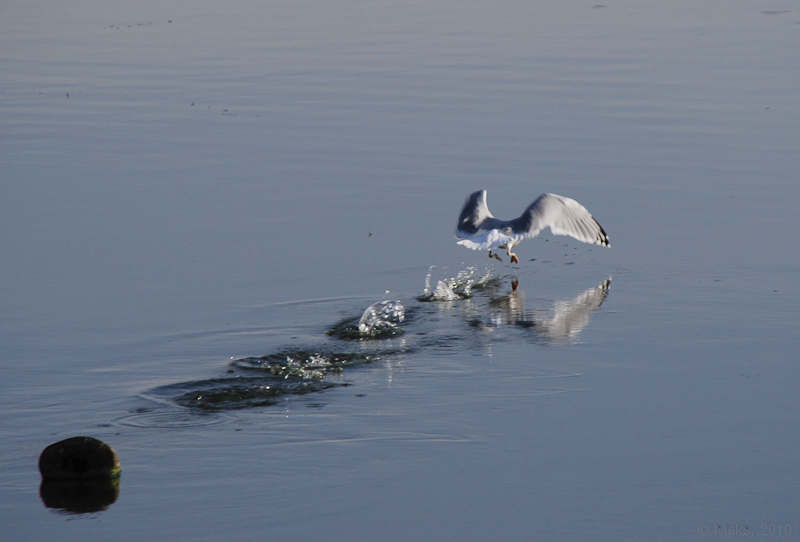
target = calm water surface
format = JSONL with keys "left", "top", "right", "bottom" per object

{"left": 2, "top": 1, "right": 799, "bottom": 540}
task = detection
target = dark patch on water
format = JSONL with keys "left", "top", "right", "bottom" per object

{"left": 141, "top": 350, "right": 381, "bottom": 412}
{"left": 167, "top": 376, "right": 346, "bottom": 411}
{"left": 232, "top": 350, "right": 378, "bottom": 378}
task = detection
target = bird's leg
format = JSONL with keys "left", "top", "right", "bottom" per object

{"left": 507, "top": 248, "right": 520, "bottom": 264}
{"left": 488, "top": 250, "right": 503, "bottom": 262}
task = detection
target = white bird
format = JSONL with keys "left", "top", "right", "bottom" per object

{"left": 455, "top": 190, "right": 610, "bottom": 264}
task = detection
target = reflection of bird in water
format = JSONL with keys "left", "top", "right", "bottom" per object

{"left": 532, "top": 279, "right": 611, "bottom": 342}
{"left": 477, "top": 278, "right": 611, "bottom": 344}
{"left": 455, "top": 190, "right": 610, "bottom": 264}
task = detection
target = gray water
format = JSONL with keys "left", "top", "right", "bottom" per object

{"left": 2, "top": 1, "right": 799, "bottom": 540}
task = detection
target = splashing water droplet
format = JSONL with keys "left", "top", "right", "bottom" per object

{"left": 358, "top": 300, "right": 405, "bottom": 333}
{"left": 419, "top": 266, "right": 494, "bottom": 301}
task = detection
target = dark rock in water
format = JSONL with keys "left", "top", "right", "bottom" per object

{"left": 39, "top": 436, "right": 121, "bottom": 480}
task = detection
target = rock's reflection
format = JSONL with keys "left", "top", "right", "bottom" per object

{"left": 40, "top": 478, "right": 120, "bottom": 514}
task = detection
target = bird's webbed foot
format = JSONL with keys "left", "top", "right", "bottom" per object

{"left": 488, "top": 251, "right": 503, "bottom": 262}
{"left": 510, "top": 253, "right": 519, "bottom": 264}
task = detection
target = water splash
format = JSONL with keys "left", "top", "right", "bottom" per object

{"left": 232, "top": 350, "right": 377, "bottom": 379}
{"left": 358, "top": 300, "right": 404, "bottom": 333}
{"left": 327, "top": 299, "right": 406, "bottom": 340}
{"left": 419, "top": 266, "right": 494, "bottom": 301}
{"left": 140, "top": 273, "right": 610, "bottom": 413}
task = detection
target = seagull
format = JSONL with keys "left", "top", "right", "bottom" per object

{"left": 455, "top": 190, "right": 610, "bottom": 264}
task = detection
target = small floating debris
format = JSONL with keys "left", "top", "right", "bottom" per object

{"left": 39, "top": 436, "right": 121, "bottom": 480}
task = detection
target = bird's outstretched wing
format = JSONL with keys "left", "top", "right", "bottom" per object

{"left": 455, "top": 190, "right": 504, "bottom": 238}
{"left": 511, "top": 193, "right": 610, "bottom": 247}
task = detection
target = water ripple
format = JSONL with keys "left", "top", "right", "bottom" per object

{"left": 138, "top": 270, "right": 611, "bottom": 414}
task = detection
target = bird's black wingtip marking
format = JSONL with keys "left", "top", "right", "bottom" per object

{"left": 593, "top": 218, "right": 610, "bottom": 247}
